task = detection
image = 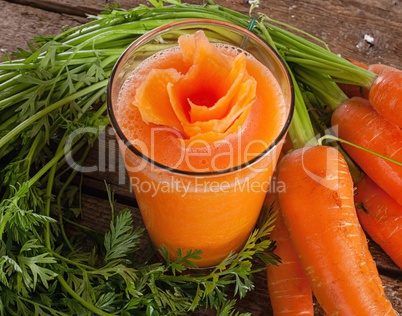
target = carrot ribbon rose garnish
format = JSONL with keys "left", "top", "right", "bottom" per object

{"left": 133, "top": 30, "right": 257, "bottom": 145}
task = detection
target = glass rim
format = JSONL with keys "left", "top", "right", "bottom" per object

{"left": 106, "top": 18, "right": 295, "bottom": 177}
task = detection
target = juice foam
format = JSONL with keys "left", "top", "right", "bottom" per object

{"left": 115, "top": 43, "right": 286, "bottom": 173}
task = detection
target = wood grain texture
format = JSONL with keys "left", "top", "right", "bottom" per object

{"left": 2, "top": 0, "right": 402, "bottom": 68}
{"left": 1, "top": 0, "right": 401, "bottom": 314}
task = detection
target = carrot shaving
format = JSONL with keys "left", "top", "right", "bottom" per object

{"left": 134, "top": 30, "right": 257, "bottom": 144}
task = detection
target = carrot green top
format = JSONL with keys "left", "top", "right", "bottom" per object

{"left": 133, "top": 30, "right": 257, "bottom": 144}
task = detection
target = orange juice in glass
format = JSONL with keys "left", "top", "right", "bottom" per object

{"left": 107, "top": 19, "right": 294, "bottom": 268}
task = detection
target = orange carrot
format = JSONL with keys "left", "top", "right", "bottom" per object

{"left": 331, "top": 96, "right": 402, "bottom": 206}
{"left": 368, "top": 63, "right": 400, "bottom": 76}
{"left": 337, "top": 82, "right": 364, "bottom": 99}
{"left": 331, "top": 60, "right": 402, "bottom": 127}
{"left": 331, "top": 59, "right": 401, "bottom": 102}
{"left": 355, "top": 175, "right": 402, "bottom": 269}
{"left": 360, "top": 64, "right": 397, "bottom": 99}
{"left": 281, "top": 133, "right": 294, "bottom": 155}
{"left": 346, "top": 58, "right": 369, "bottom": 70}
{"left": 265, "top": 192, "right": 314, "bottom": 316}
{"left": 368, "top": 67, "right": 402, "bottom": 128}
{"left": 359, "top": 227, "right": 385, "bottom": 289}
{"left": 277, "top": 145, "right": 397, "bottom": 315}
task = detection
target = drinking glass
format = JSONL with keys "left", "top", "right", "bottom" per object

{"left": 107, "top": 19, "right": 294, "bottom": 268}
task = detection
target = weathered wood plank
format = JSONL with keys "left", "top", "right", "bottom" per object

{"left": 2, "top": 0, "right": 402, "bottom": 68}
{"left": 5, "top": 0, "right": 101, "bottom": 16}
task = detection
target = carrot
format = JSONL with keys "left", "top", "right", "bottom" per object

{"left": 337, "top": 82, "right": 364, "bottom": 99}
{"left": 265, "top": 191, "right": 314, "bottom": 316}
{"left": 331, "top": 96, "right": 402, "bottom": 206}
{"left": 334, "top": 62, "right": 402, "bottom": 126}
{"left": 359, "top": 227, "right": 385, "bottom": 289}
{"left": 368, "top": 67, "right": 402, "bottom": 128}
{"left": 359, "top": 64, "right": 398, "bottom": 98}
{"left": 276, "top": 145, "right": 398, "bottom": 315}
{"left": 368, "top": 63, "right": 400, "bottom": 76}
{"left": 281, "top": 133, "right": 294, "bottom": 155}
{"left": 346, "top": 58, "right": 369, "bottom": 70}
{"left": 291, "top": 45, "right": 402, "bottom": 127}
{"left": 355, "top": 175, "right": 402, "bottom": 269}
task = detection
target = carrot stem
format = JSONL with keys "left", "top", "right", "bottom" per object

{"left": 287, "top": 81, "right": 318, "bottom": 148}
{"left": 293, "top": 65, "right": 348, "bottom": 110}
{"left": 318, "top": 134, "right": 402, "bottom": 167}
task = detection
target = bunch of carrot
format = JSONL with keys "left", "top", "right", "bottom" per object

{"left": 264, "top": 36, "right": 402, "bottom": 314}
{"left": 311, "top": 61, "right": 402, "bottom": 272}
{"left": 333, "top": 64, "right": 402, "bottom": 270}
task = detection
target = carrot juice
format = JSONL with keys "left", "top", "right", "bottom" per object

{"left": 107, "top": 20, "right": 294, "bottom": 267}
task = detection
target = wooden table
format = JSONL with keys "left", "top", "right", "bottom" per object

{"left": 1, "top": 0, "right": 401, "bottom": 315}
